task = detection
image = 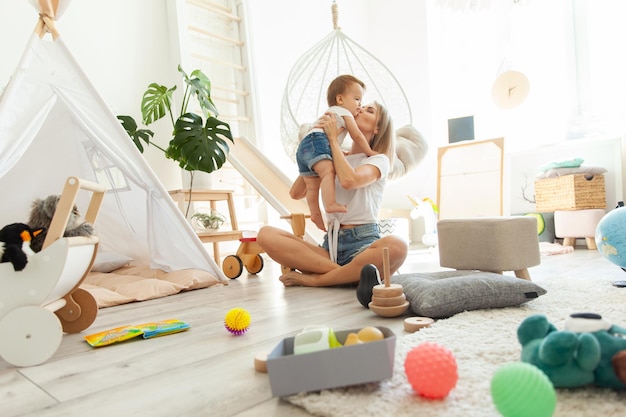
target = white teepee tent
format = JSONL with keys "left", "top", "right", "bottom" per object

{"left": 0, "top": 1, "right": 227, "bottom": 280}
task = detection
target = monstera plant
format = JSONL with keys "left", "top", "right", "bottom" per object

{"left": 118, "top": 65, "right": 234, "bottom": 189}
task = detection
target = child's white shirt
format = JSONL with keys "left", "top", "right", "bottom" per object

{"left": 309, "top": 105, "right": 353, "bottom": 146}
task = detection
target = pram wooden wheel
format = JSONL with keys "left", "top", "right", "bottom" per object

{"left": 55, "top": 288, "right": 98, "bottom": 334}
{"left": 0, "top": 306, "right": 63, "bottom": 367}
{"left": 223, "top": 255, "right": 244, "bottom": 279}
{"left": 245, "top": 254, "right": 264, "bottom": 274}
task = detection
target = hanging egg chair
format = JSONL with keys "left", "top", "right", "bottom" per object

{"left": 280, "top": 1, "right": 413, "bottom": 161}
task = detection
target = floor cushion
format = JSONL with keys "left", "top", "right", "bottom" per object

{"left": 392, "top": 270, "right": 546, "bottom": 319}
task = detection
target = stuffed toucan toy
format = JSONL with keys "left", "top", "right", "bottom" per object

{"left": 0, "top": 223, "right": 45, "bottom": 271}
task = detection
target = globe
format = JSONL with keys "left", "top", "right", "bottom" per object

{"left": 595, "top": 207, "right": 626, "bottom": 268}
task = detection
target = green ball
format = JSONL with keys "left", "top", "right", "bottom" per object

{"left": 491, "top": 362, "right": 556, "bottom": 417}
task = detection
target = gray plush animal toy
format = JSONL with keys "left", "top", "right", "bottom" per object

{"left": 28, "top": 195, "right": 94, "bottom": 252}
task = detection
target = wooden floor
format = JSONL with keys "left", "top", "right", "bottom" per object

{"left": 0, "top": 244, "right": 611, "bottom": 416}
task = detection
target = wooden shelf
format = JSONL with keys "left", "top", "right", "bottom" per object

{"left": 169, "top": 189, "right": 243, "bottom": 263}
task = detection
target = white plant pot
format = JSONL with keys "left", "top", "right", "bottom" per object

{"left": 182, "top": 170, "right": 213, "bottom": 190}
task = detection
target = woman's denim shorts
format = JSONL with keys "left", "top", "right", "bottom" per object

{"left": 321, "top": 223, "right": 380, "bottom": 266}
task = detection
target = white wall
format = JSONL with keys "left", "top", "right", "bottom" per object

{"left": 245, "top": 0, "right": 626, "bottom": 214}
{"left": 2, "top": 0, "right": 624, "bottom": 215}
{"left": 245, "top": 0, "right": 436, "bottom": 212}
{"left": 0, "top": 0, "right": 183, "bottom": 189}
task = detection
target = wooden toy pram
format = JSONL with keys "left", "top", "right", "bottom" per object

{"left": 0, "top": 177, "right": 105, "bottom": 367}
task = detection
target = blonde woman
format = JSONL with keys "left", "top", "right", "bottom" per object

{"left": 257, "top": 101, "right": 407, "bottom": 287}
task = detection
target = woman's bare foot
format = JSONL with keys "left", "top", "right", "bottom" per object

{"left": 325, "top": 203, "right": 347, "bottom": 213}
{"left": 280, "top": 270, "right": 320, "bottom": 287}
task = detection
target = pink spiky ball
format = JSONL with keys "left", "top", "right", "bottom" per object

{"left": 404, "top": 342, "right": 458, "bottom": 399}
{"left": 224, "top": 307, "right": 251, "bottom": 335}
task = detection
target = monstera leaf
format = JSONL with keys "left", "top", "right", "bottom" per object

{"left": 141, "top": 83, "right": 176, "bottom": 126}
{"left": 117, "top": 115, "right": 155, "bottom": 153}
{"left": 179, "top": 66, "right": 219, "bottom": 118}
{"left": 118, "top": 65, "right": 234, "bottom": 176}
{"left": 166, "top": 113, "right": 234, "bottom": 173}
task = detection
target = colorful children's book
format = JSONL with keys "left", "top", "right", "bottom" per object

{"left": 139, "top": 319, "right": 191, "bottom": 339}
{"left": 85, "top": 319, "right": 190, "bottom": 347}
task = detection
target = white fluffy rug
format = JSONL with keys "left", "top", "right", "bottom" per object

{"left": 539, "top": 241, "right": 575, "bottom": 256}
{"left": 286, "top": 251, "right": 626, "bottom": 416}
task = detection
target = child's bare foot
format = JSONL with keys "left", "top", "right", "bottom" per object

{"left": 325, "top": 203, "right": 347, "bottom": 213}
{"left": 310, "top": 213, "right": 326, "bottom": 231}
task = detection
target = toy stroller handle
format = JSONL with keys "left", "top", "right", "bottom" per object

{"left": 42, "top": 176, "right": 106, "bottom": 250}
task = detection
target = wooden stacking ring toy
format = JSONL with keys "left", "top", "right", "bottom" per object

{"left": 404, "top": 317, "right": 435, "bottom": 333}
{"left": 254, "top": 352, "right": 268, "bottom": 373}
{"left": 368, "top": 248, "right": 410, "bottom": 317}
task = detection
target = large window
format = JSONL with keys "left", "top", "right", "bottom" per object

{"left": 574, "top": 0, "right": 626, "bottom": 137}
{"left": 431, "top": 0, "right": 626, "bottom": 151}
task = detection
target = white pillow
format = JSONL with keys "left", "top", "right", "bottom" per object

{"left": 91, "top": 250, "right": 133, "bottom": 273}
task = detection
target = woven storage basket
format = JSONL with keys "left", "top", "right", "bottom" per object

{"left": 534, "top": 174, "right": 606, "bottom": 212}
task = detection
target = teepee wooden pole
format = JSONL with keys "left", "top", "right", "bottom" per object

{"left": 34, "top": 19, "right": 45, "bottom": 38}
{"left": 38, "top": 0, "right": 60, "bottom": 14}
{"left": 40, "top": 14, "right": 60, "bottom": 40}
{"left": 34, "top": 0, "right": 61, "bottom": 40}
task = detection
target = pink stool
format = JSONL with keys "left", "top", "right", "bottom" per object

{"left": 554, "top": 209, "right": 606, "bottom": 249}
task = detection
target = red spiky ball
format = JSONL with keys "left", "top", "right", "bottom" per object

{"left": 404, "top": 342, "right": 458, "bottom": 399}
{"left": 224, "top": 307, "right": 251, "bottom": 335}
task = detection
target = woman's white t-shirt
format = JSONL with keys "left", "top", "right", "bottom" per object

{"left": 326, "top": 153, "right": 389, "bottom": 225}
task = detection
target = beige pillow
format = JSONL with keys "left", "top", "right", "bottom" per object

{"left": 80, "top": 283, "right": 135, "bottom": 308}
{"left": 82, "top": 266, "right": 223, "bottom": 308}
{"left": 112, "top": 279, "right": 183, "bottom": 301}
{"left": 164, "top": 269, "right": 220, "bottom": 290}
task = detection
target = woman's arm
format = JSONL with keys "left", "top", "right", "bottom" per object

{"left": 289, "top": 175, "right": 306, "bottom": 200}
{"left": 318, "top": 113, "right": 380, "bottom": 190}
{"left": 342, "top": 115, "right": 376, "bottom": 156}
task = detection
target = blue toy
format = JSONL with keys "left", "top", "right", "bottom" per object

{"left": 517, "top": 313, "right": 626, "bottom": 389}
{"left": 595, "top": 206, "right": 626, "bottom": 268}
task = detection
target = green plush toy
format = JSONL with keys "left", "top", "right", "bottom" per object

{"left": 517, "top": 313, "right": 626, "bottom": 389}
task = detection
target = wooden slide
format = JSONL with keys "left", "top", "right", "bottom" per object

{"left": 227, "top": 136, "right": 323, "bottom": 242}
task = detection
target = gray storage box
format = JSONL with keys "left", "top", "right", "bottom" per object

{"left": 266, "top": 326, "right": 396, "bottom": 397}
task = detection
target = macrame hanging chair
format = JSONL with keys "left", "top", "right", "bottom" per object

{"left": 280, "top": 1, "right": 413, "bottom": 162}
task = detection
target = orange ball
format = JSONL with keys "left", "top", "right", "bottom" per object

{"left": 344, "top": 333, "right": 363, "bottom": 346}
{"left": 357, "top": 326, "right": 384, "bottom": 342}
{"left": 404, "top": 342, "right": 458, "bottom": 399}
